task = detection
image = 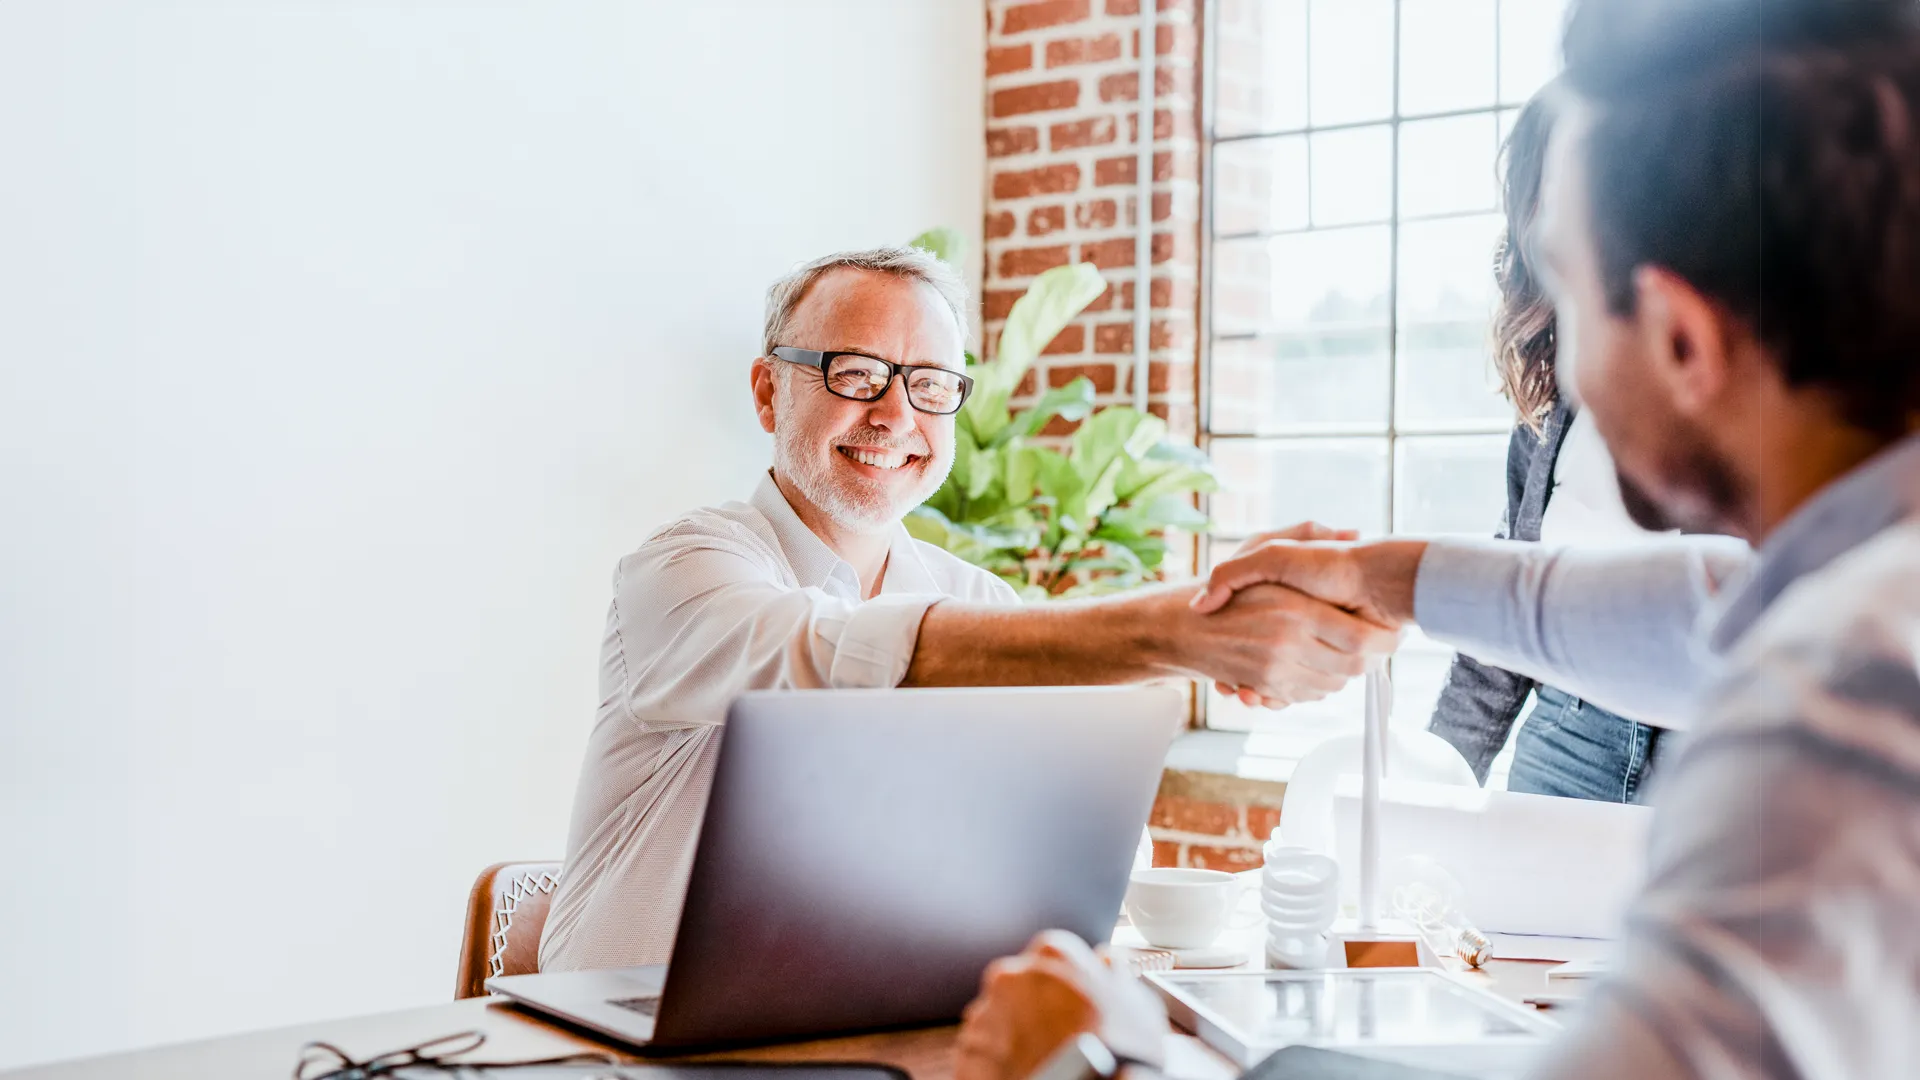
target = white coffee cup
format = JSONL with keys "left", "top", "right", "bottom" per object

{"left": 1123, "top": 868, "right": 1241, "bottom": 949}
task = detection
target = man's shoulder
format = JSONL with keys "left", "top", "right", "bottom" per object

{"left": 1746, "top": 519, "right": 1920, "bottom": 650}
{"left": 906, "top": 537, "right": 1022, "bottom": 604}
{"left": 621, "top": 500, "right": 782, "bottom": 571}
{"left": 1706, "top": 519, "right": 1920, "bottom": 770}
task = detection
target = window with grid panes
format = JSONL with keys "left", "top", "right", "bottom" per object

{"left": 1201, "top": 0, "right": 1571, "bottom": 756}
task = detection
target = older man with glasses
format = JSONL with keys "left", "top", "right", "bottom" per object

{"left": 537, "top": 247, "right": 1399, "bottom": 973}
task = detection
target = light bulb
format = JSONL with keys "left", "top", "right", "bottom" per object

{"left": 1386, "top": 854, "right": 1492, "bottom": 968}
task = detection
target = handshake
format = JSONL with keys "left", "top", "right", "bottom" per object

{"left": 1142, "top": 524, "right": 1432, "bottom": 710}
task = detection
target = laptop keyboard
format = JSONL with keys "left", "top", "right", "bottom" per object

{"left": 609, "top": 995, "right": 660, "bottom": 1018}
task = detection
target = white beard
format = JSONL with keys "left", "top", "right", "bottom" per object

{"left": 771, "top": 413, "right": 951, "bottom": 536}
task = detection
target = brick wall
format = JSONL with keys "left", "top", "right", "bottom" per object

{"left": 1147, "top": 768, "right": 1283, "bottom": 872}
{"left": 982, "top": 0, "right": 1204, "bottom": 441}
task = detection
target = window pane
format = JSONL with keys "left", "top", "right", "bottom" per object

{"left": 1500, "top": 0, "right": 1573, "bottom": 105}
{"left": 1309, "top": 0, "right": 1394, "bottom": 126}
{"left": 1312, "top": 125, "right": 1393, "bottom": 226}
{"left": 1399, "top": 113, "right": 1500, "bottom": 219}
{"left": 1214, "top": 136, "right": 1308, "bottom": 236}
{"left": 1393, "top": 434, "right": 1509, "bottom": 534}
{"left": 1208, "top": 332, "right": 1390, "bottom": 435}
{"left": 1396, "top": 214, "right": 1508, "bottom": 427}
{"left": 1211, "top": 437, "right": 1389, "bottom": 537}
{"left": 1214, "top": 0, "right": 1308, "bottom": 137}
{"left": 1211, "top": 227, "right": 1391, "bottom": 337}
{"left": 1399, "top": 0, "right": 1497, "bottom": 115}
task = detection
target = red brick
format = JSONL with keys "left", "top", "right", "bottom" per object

{"left": 1151, "top": 839, "right": 1183, "bottom": 868}
{"left": 1039, "top": 414, "right": 1084, "bottom": 437}
{"left": 1129, "top": 360, "right": 1195, "bottom": 394}
{"left": 1087, "top": 233, "right": 1177, "bottom": 270}
{"left": 1132, "top": 23, "right": 1198, "bottom": 59}
{"left": 1015, "top": 369, "right": 1039, "bottom": 397}
{"left": 1094, "top": 319, "right": 1178, "bottom": 354}
{"left": 991, "top": 79, "right": 1081, "bottom": 119}
{"left": 997, "top": 244, "right": 1072, "bottom": 279}
{"left": 983, "top": 288, "right": 1025, "bottom": 321}
{"left": 993, "top": 162, "right": 1082, "bottom": 200}
{"left": 1187, "top": 843, "right": 1263, "bottom": 873}
{"left": 1246, "top": 805, "right": 1283, "bottom": 842}
{"left": 1046, "top": 32, "right": 1123, "bottom": 68}
{"left": 1003, "top": 0, "right": 1091, "bottom": 35}
{"left": 1085, "top": 232, "right": 1179, "bottom": 268}
{"left": 1093, "top": 152, "right": 1180, "bottom": 187}
{"left": 987, "top": 126, "right": 1041, "bottom": 158}
{"left": 987, "top": 43, "right": 1033, "bottom": 77}
{"left": 1116, "top": 276, "right": 1182, "bottom": 311}
{"left": 1106, "top": 0, "right": 1194, "bottom": 15}
{"left": 1079, "top": 237, "right": 1134, "bottom": 270}
{"left": 1150, "top": 794, "right": 1239, "bottom": 836}
{"left": 1048, "top": 361, "right": 1116, "bottom": 391}
{"left": 1074, "top": 198, "right": 1118, "bottom": 231}
{"left": 1125, "top": 108, "right": 1193, "bottom": 144}
{"left": 1050, "top": 116, "right": 1118, "bottom": 152}
{"left": 1041, "top": 324, "right": 1087, "bottom": 356}
{"left": 1027, "top": 204, "right": 1067, "bottom": 237}
{"left": 1083, "top": 281, "right": 1118, "bottom": 312}
{"left": 1096, "top": 68, "right": 1179, "bottom": 105}
{"left": 985, "top": 210, "right": 1017, "bottom": 240}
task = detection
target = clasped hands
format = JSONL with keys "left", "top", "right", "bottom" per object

{"left": 1167, "top": 524, "right": 1428, "bottom": 710}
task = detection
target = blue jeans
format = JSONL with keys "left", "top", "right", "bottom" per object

{"left": 1507, "top": 687, "right": 1677, "bottom": 804}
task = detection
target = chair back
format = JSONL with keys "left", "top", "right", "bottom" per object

{"left": 454, "top": 861, "right": 562, "bottom": 1000}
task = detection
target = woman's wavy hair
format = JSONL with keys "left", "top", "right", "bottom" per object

{"left": 1492, "top": 92, "right": 1560, "bottom": 433}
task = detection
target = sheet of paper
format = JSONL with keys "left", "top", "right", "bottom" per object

{"left": 1331, "top": 777, "right": 1653, "bottom": 939}
{"left": 1486, "top": 932, "right": 1614, "bottom": 964}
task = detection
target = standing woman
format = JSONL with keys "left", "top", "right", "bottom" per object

{"left": 1425, "top": 92, "right": 1681, "bottom": 804}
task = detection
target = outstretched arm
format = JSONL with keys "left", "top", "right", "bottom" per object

{"left": 1194, "top": 535, "right": 1752, "bottom": 725}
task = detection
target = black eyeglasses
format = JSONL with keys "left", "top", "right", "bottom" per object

{"left": 770, "top": 346, "right": 974, "bottom": 416}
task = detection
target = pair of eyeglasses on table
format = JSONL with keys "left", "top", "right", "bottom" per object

{"left": 769, "top": 347, "right": 973, "bottom": 416}
{"left": 294, "top": 1030, "right": 616, "bottom": 1078}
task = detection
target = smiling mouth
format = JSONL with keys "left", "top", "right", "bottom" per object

{"left": 836, "top": 446, "right": 923, "bottom": 471}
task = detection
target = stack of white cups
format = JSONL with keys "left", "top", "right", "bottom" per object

{"left": 1262, "top": 835, "right": 1340, "bottom": 969}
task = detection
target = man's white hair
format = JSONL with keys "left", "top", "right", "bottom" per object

{"left": 761, "top": 246, "right": 970, "bottom": 356}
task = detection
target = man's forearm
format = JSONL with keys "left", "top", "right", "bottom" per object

{"left": 902, "top": 586, "right": 1184, "bottom": 688}
{"left": 1409, "top": 536, "right": 1751, "bottom": 727}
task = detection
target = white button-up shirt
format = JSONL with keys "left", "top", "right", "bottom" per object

{"left": 538, "top": 473, "right": 1018, "bottom": 972}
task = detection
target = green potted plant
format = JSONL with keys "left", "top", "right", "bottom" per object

{"left": 904, "top": 228, "right": 1217, "bottom": 600}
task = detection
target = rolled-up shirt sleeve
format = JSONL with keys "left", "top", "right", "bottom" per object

{"left": 1412, "top": 536, "right": 1752, "bottom": 727}
{"left": 608, "top": 530, "right": 944, "bottom": 730}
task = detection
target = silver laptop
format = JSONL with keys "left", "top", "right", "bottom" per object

{"left": 487, "top": 685, "right": 1179, "bottom": 1052}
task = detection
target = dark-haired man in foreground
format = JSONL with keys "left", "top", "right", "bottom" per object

{"left": 957, "top": 1, "right": 1920, "bottom": 1077}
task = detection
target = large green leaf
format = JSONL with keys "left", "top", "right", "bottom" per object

{"left": 1002, "top": 376, "right": 1096, "bottom": 445}
{"left": 908, "top": 227, "right": 966, "bottom": 266}
{"left": 1072, "top": 408, "right": 1168, "bottom": 520}
{"left": 983, "top": 264, "right": 1107, "bottom": 398}
{"left": 964, "top": 439, "right": 1000, "bottom": 500}
{"left": 1101, "top": 492, "right": 1210, "bottom": 534}
{"left": 1004, "top": 445, "right": 1041, "bottom": 505}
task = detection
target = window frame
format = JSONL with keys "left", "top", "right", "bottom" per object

{"left": 1195, "top": 0, "right": 1530, "bottom": 734}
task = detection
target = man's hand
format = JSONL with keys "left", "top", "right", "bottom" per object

{"left": 1138, "top": 581, "right": 1397, "bottom": 708}
{"left": 956, "top": 931, "right": 1170, "bottom": 1080}
{"left": 1192, "top": 538, "right": 1430, "bottom": 628}
{"left": 1187, "top": 537, "right": 1428, "bottom": 709}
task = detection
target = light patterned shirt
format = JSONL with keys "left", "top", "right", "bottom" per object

{"left": 538, "top": 473, "right": 1018, "bottom": 972}
{"left": 1419, "top": 434, "right": 1920, "bottom": 1079}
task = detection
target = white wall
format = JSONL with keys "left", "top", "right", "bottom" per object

{"left": 0, "top": 1, "right": 983, "bottom": 1068}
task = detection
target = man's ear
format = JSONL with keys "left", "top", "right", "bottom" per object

{"left": 750, "top": 358, "right": 779, "bottom": 435}
{"left": 1632, "top": 266, "right": 1732, "bottom": 417}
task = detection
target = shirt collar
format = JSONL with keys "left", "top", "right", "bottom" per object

{"left": 749, "top": 471, "right": 929, "bottom": 594}
{"left": 1709, "top": 432, "right": 1920, "bottom": 650}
